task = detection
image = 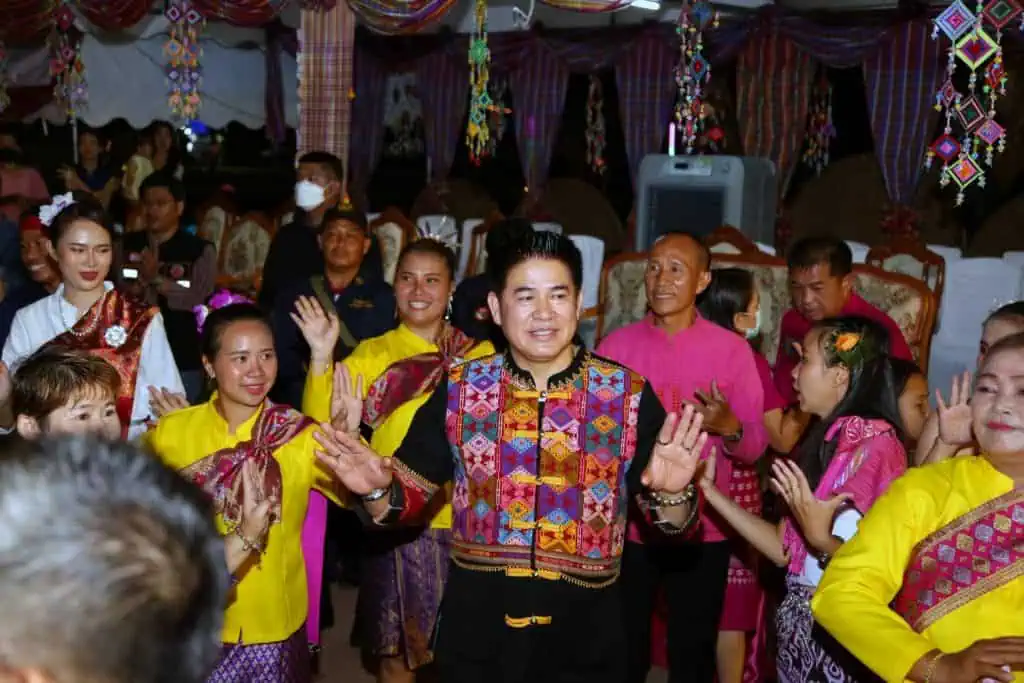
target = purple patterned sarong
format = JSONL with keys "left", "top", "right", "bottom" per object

{"left": 360, "top": 526, "right": 452, "bottom": 670}
{"left": 207, "top": 626, "right": 310, "bottom": 683}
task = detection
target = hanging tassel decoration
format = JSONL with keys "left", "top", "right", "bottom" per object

{"left": 585, "top": 74, "right": 607, "bottom": 175}
{"left": 802, "top": 68, "right": 835, "bottom": 175}
{"left": 50, "top": 1, "right": 87, "bottom": 120}
{"left": 466, "top": 0, "right": 491, "bottom": 164}
{"left": 165, "top": 0, "right": 205, "bottom": 121}
{"left": 925, "top": 0, "right": 1021, "bottom": 205}
{"left": 674, "top": 0, "right": 719, "bottom": 155}
{"left": 0, "top": 40, "right": 9, "bottom": 115}
{"left": 485, "top": 77, "right": 511, "bottom": 158}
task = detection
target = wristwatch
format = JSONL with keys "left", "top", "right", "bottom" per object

{"left": 362, "top": 486, "right": 390, "bottom": 503}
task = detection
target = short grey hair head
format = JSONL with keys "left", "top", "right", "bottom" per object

{"left": 0, "top": 437, "right": 227, "bottom": 683}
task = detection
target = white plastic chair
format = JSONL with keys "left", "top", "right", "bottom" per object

{"left": 569, "top": 234, "right": 605, "bottom": 350}
{"left": 366, "top": 212, "right": 381, "bottom": 225}
{"left": 416, "top": 214, "right": 456, "bottom": 241}
{"left": 533, "top": 222, "right": 563, "bottom": 235}
{"left": 846, "top": 240, "right": 870, "bottom": 264}
{"left": 927, "top": 244, "right": 962, "bottom": 264}
{"left": 935, "top": 257, "right": 1024, "bottom": 346}
{"left": 755, "top": 242, "right": 777, "bottom": 256}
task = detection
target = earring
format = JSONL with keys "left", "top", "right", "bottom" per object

{"left": 445, "top": 296, "right": 453, "bottom": 321}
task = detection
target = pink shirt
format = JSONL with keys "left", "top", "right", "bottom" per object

{"left": 598, "top": 315, "right": 768, "bottom": 542}
{"left": 773, "top": 293, "right": 913, "bottom": 405}
{"left": 754, "top": 351, "right": 786, "bottom": 413}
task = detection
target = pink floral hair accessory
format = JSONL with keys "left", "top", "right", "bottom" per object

{"left": 193, "top": 290, "right": 255, "bottom": 335}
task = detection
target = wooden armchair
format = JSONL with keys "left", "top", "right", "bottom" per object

{"left": 851, "top": 263, "right": 938, "bottom": 371}
{"left": 464, "top": 210, "right": 506, "bottom": 277}
{"left": 596, "top": 251, "right": 650, "bottom": 342}
{"left": 865, "top": 238, "right": 947, "bottom": 304}
{"left": 710, "top": 250, "right": 790, "bottom": 363}
{"left": 370, "top": 208, "right": 416, "bottom": 285}
{"left": 706, "top": 225, "right": 758, "bottom": 255}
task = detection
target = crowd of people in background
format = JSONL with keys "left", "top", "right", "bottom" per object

{"left": 0, "top": 136, "right": 1020, "bottom": 683}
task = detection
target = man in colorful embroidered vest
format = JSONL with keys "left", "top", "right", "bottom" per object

{"left": 121, "top": 172, "right": 216, "bottom": 403}
{"left": 774, "top": 236, "right": 912, "bottom": 405}
{"left": 597, "top": 232, "right": 768, "bottom": 683}
{"left": 271, "top": 207, "right": 396, "bottom": 410}
{"left": 812, "top": 331, "right": 1024, "bottom": 683}
{"left": 314, "top": 231, "right": 706, "bottom": 683}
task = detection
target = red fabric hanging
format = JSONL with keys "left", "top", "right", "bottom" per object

{"left": 191, "top": 0, "right": 290, "bottom": 27}
{"left": 78, "top": 0, "right": 151, "bottom": 31}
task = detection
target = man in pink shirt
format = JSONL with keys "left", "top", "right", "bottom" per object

{"left": 598, "top": 233, "right": 767, "bottom": 683}
{"left": 774, "top": 236, "right": 912, "bottom": 404}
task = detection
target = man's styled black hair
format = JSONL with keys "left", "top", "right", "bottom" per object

{"left": 487, "top": 230, "right": 584, "bottom": 294}
{"left": 0, "top": 436, "right": 227, "bottom": 683}
{"left": 298, "top": 151, "right": 345, "bottom": 184}
{"left": 786, "top": 236, "right": 854, "bottom": 278}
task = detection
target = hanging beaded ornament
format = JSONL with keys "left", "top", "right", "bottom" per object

{"left": 802, "top": 68, "right": 835, "bottom": 175}
{"left": 0, "top": 41, "right": 9, "bottom": 115}
{"left": 673, "top": 0, "right": 719, "bottom": 155}
{"left": 585, "top": 74, "right": 607, "bottom": 175}
{"left": 466, "top": 0, "right": 492, "bottom": 164}
{"left": 50, "top": 0, "right": 87, "bottom": 120}
{"left": 485, "top": 77, "right": 511, "bottom": 158}
{"left": 924, "top": 0, "right": 1022, "bottom": 205}
{"left": 165, "top": 0, "right": 205, "bottom": 121}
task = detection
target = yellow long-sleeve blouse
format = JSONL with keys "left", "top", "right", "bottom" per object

{"left": 812, "top": 455, "right": 1024, "bottom": 683}
{"left": 302, "top": 324, "right": 494, "bottom": 530}
{"left": 147, "top": 370, "right": 340, "bottom": 645}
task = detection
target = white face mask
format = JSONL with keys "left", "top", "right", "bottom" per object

{"left": 295, "top": 180, "right": 326, "bottom": 211}
{"left": 745, "top": 308, "right": 762, "bottom": 340}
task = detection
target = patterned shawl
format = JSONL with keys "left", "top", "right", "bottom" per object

{"left": 362, "top": 324, "right": 477, "bottom": 430}
{"left": 178, "top": 402, "right": 313, "bottom": 526}
{"left": 783, "top": 416, "right": 908, "bottom": 575}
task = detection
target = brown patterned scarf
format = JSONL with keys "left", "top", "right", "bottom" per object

{"left": 178, "top": 402, "right": 313, "bottom": 525}
{"left": 362, "top": 324, "right": 477, "bottom": 430}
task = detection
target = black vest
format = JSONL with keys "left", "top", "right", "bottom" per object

{"left": 123, "top": 229, "right": 210, "bottom": 371}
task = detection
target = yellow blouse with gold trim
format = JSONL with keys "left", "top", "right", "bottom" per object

{"left": 303, "top": 323, "right": 495, "bottom": 531}
{"left": 812, "top": 455, "right": 1024, "bottom": 683}
{"left": 146, "top": 371, "right": 341, "bottom": 645}
{"left": 369, "top": 347, "right": 696, "bottom": 669}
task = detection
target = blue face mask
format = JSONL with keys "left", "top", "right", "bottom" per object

{"left": 744, "top": 308, "right": 762, "bottom": 340}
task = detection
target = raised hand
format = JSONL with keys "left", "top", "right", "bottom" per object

{"left": 149, "top": 387, "right": 189, "bottom": 418}
{"left": 698, "top": 447, "right": 718, "bottom": 492}
{"left": 290, "top": 296, "right": 340, "bottom": 368}
{"left": 238, "top": 459, "right": 279, "bottom": 545}
{"left": 936, "top": 371, "right": 972, "bottom": 447}
{"left": 693, "top": 380, "right": 741, "bottom": 437}
{"left": 331, "top": 362, "right": 364, "bottom": 437}
{"left": 770, "top": 458, "right": 850, "bottom": 550}
{"left": 313, "top": 423, "right": 393, "bottom": 496}
{"left": 642, "top": 404, "right": 707, "bottom": 495}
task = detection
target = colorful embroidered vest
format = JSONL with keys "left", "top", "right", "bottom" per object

{"left": 444, "top": 353, "right": 645, "bottom": 585}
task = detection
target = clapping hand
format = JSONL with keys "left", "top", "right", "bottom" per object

{"left": 149, "top": 387, "right": 189, "bottom": 418}
{"left": 238, "top": 459, "right": 279, "bottom": 544}
{"left": 693, "top": 380, "right": 741, "bottom": 437}
{"left": 331, "top": 362, "right": 364, "bottom": 437}
{"left": 290, "top": 296, "right": 340, "bottom": 368}
{"left": 936, "top": 371, "right": 972, "bottom": 447}
{"left": 770, "top": 458, "right": 851, "bottom": 550}
{"left": 642, "top": 404, "right": 708, "bottom": 494}
{"left": 313, "top": 424, "right": 393, "bottom": 496}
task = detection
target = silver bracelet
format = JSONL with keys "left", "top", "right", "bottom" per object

{"left": 362, "top": 486, "right": 390, "bottom": 503}
{"left": 648, "top": 484, "right": 697, "bottom": 508}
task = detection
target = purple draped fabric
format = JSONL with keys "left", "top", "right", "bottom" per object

{"left": 415, "top": 49, "right": 468, "bottom": 181}
{"left": 265, "top": 23, "right": 298, "bottom": 146}
{"left": 615, "top": 26, "right": 678, "bottom": 184}
{"left": 349, "top": 45, "right": 389, "bottom": 196}
{"left": 863, "top": 21, "right": 944, "bottom": 206}
{"left": 509, "top": 39, "right": 571, "bottom": 192}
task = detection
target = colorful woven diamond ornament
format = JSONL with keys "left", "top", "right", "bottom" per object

{"left": 585, "top": 75, "right": 606, "bottom": 176}
{"left": 165, "top": 0, "right": 205, "bottom": 121}
{"left": 926, "top": 0, "right": 1022, "bottom": 204}
{"left": 466, "top": 0, "right": 491, "bottom": 165}
{"left": 673, "top": 0, "right": 719, "bottom": 155}
{"left": 49, "top": 0, "right": 87, "bottom": 120}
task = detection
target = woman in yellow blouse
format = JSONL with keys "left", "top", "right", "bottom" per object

{"left": 147, "top": 295, "right": 344, "bottom": 683}
{"left": 812, "top": 332, "right": 1024, "bottom": 683}
{"left": 305, "top": 239, "right": 494, "bottom": 683}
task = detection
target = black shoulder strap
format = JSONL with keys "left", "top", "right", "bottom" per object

{"left": 310, "top": 275, "right": 359, "bottom": 349}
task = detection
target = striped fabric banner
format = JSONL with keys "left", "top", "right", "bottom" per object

{"left": 736, "top": 28, "right": 814, "bottom": 199}
{"left": 614, "top": 26, "right": 677, "bottom": 184}
{"left": 349, "top": 45, "right": 388, "bottom": 197}
{"left": 509, "top": 38, "right": 571, "bottom": 192}
{"left": 415, "top": 48, "right": 467, "bottom": 181}
{"left": 298, "top": 2, "right": 356, "bottom": 180}
{"left": 863, "top": 20, "right": 944, "bottom": 205}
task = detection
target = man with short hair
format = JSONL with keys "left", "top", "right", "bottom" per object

{"left": 0, "top": 435, "right": 227, "bottom": 683}
{"left": 598, "top": 232, "right": 768, "bottom": 683}
{"left": 122, "top": 171, "right": 216, "bottom": 402}
{"left": 773, "top": 236, "right": 913, "bottom": 404}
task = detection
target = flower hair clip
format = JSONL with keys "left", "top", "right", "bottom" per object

{"left": 38, "top": 192, "right": 76, "bottom": 227}
{"left": 829, "top": 330, "right": 872, "bottom": 368}
{"left": 193, "top": 290, "right": 255, "bottom": 335}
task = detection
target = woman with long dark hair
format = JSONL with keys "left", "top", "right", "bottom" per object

{"left": 698, "top": 315, "right": 909, "bottom": 683}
